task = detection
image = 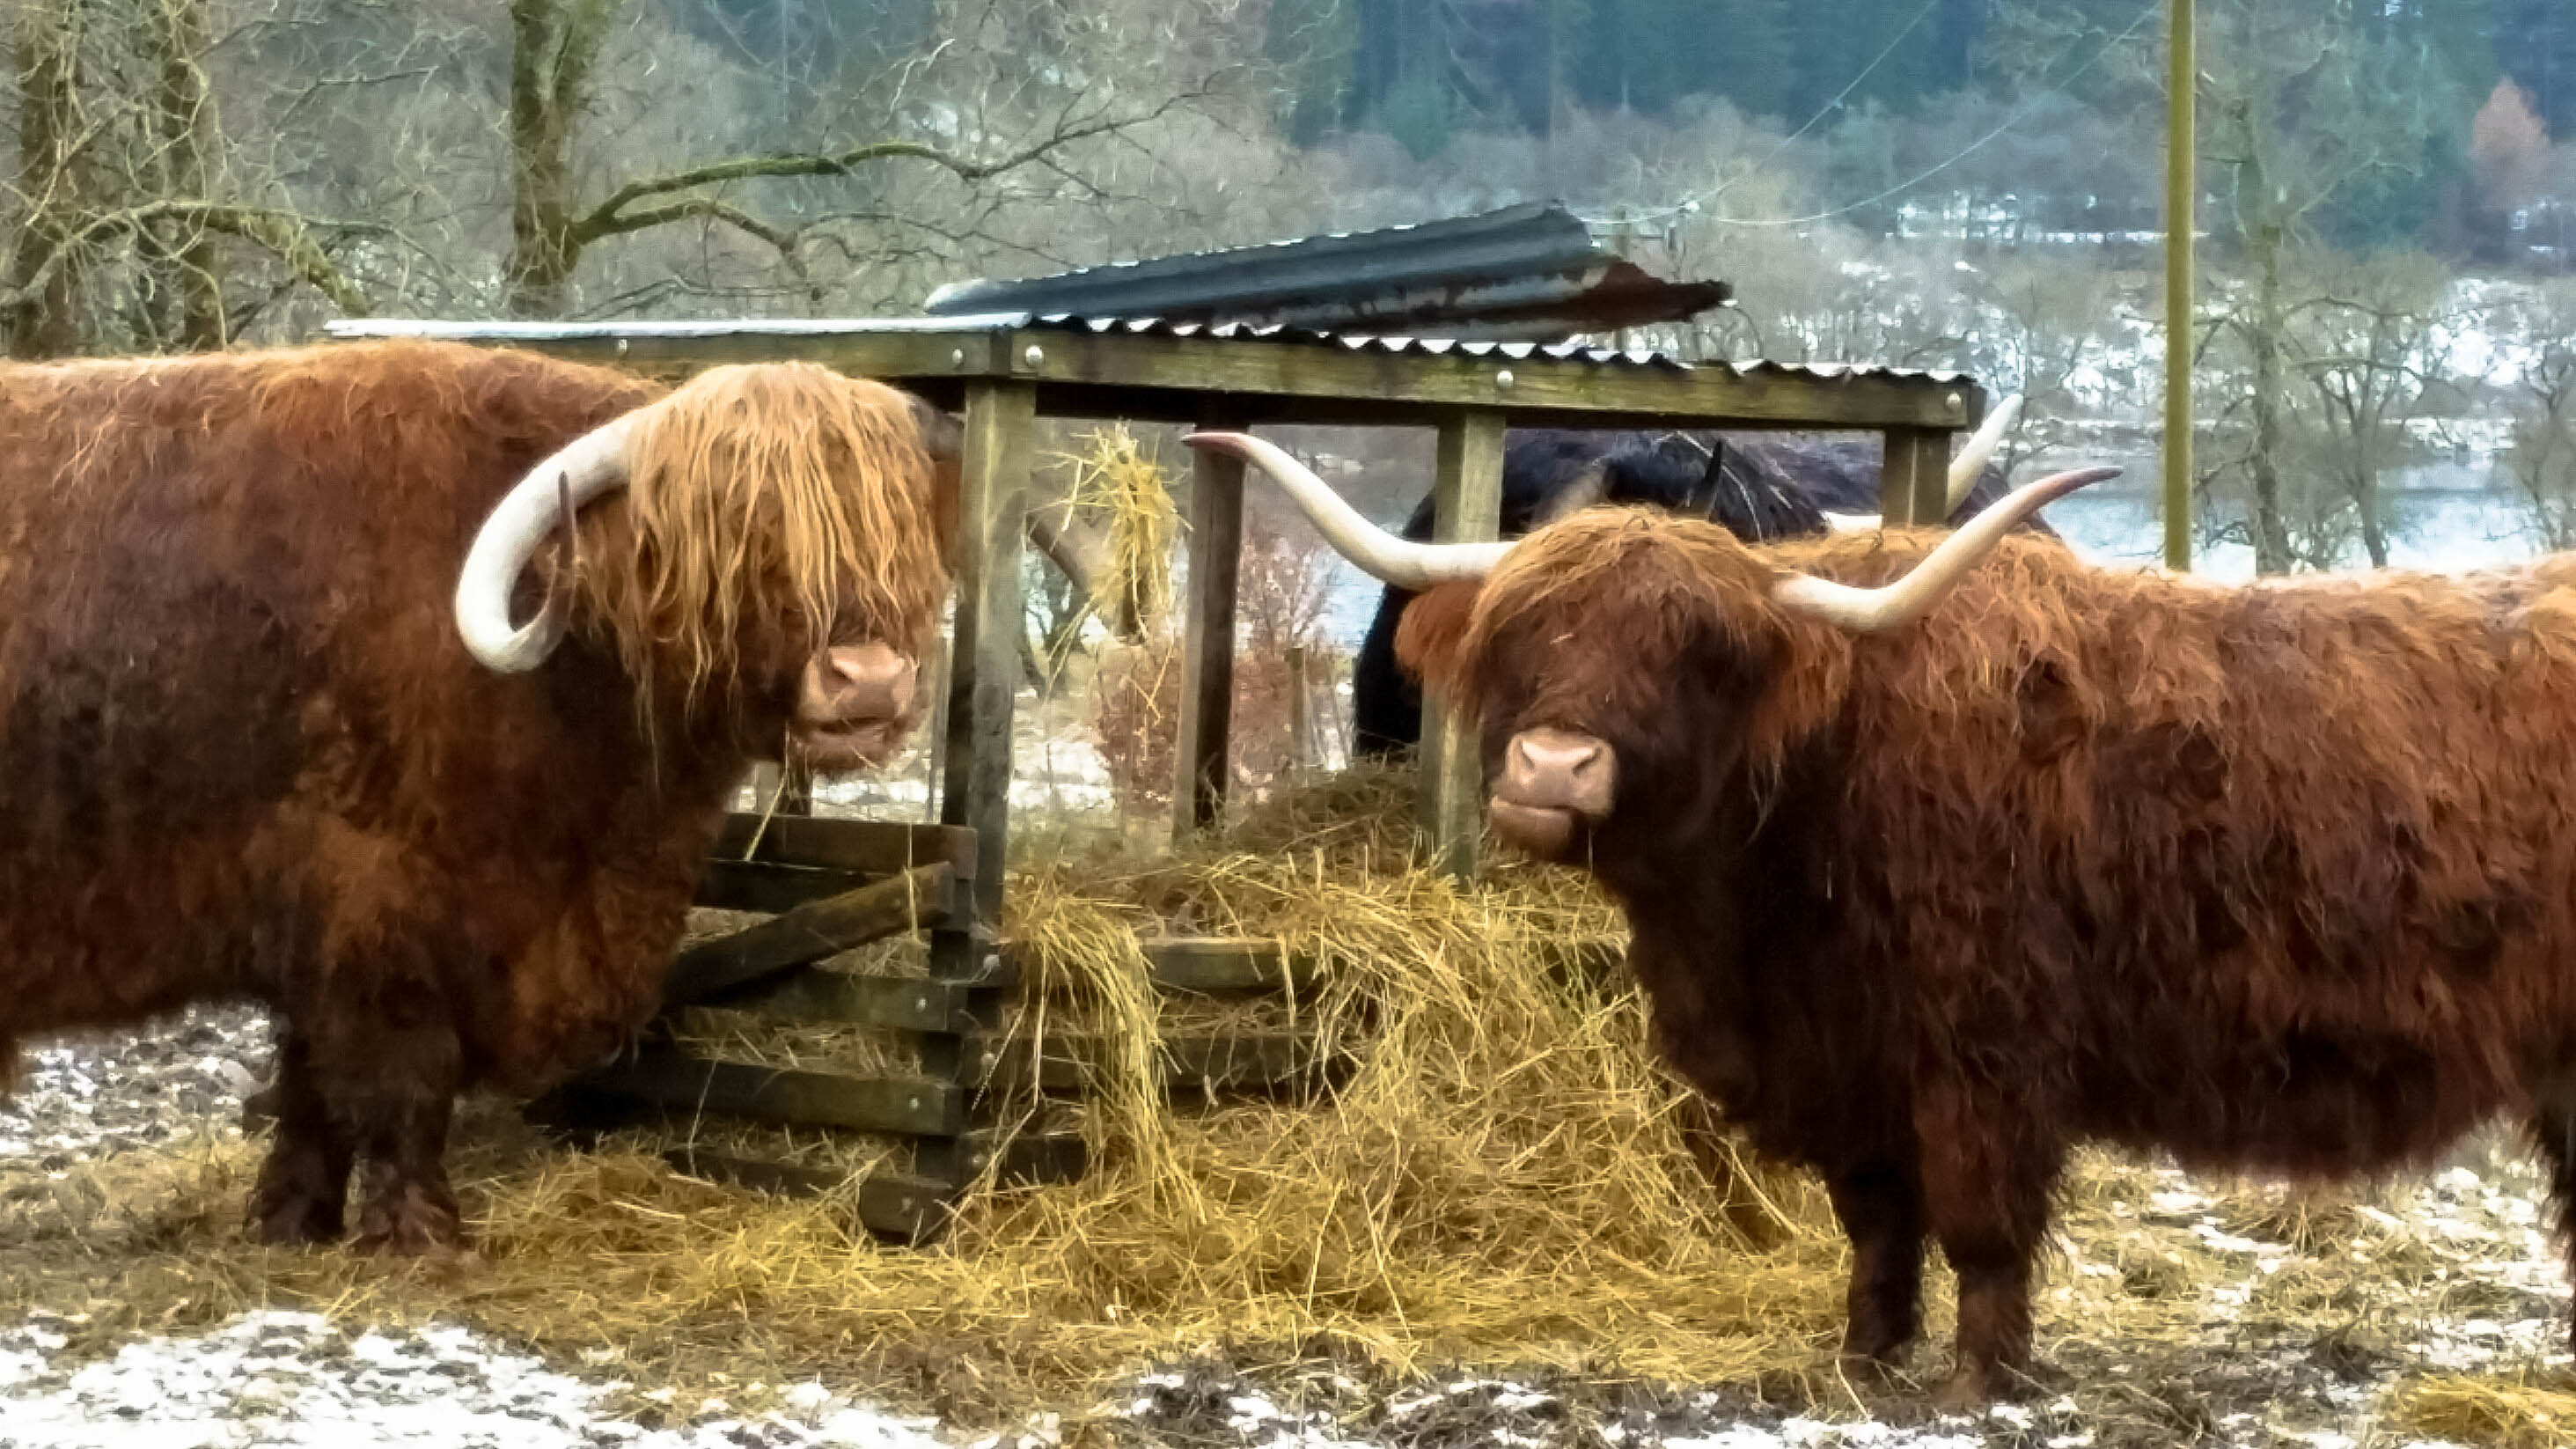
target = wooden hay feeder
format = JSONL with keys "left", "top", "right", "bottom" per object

{"left": 327, "top": 312, "right": 1988, "bottom": 1243}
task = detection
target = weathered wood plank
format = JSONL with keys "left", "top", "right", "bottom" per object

{"left": 701, "top": 968, "right": 981, "bottom": 1033}
{"left": 664, "top": 864, "right": 955, "bottom": 1005}
{"left": 1879, "top": 426, "right": 1956, "bottom": 526}
{"left": 980, "top": 1030, "right": 1336, "bottom": 1094}
{"left": 1171, "top": 404, "right": 1246, "bottom": 839}
{"left": 711, "top": 814, "right": 977, "bottom": 880}
{"left": 1420, "top": 408, "right": 1506, "bottom": 880}
{"left": 934, "top": 379, "right": 1033, "bottom": 937}
{"left": 581, "top": 1048, "right": 965, "bottom": 1136}
{"left": 915, "top": 379, "right": 1033, "bottom": 1184}
{"left": 694, "top": 860, "right": 870, "bottom": 916}
{"left": 327, "top": 320, "right": 1980, "bottom": 431}
{"left": 1140, "top": 937, "right": 1313, "bottom": 994}
{"left": 660, "top": 1149, "right": 957, "bottom": 1244}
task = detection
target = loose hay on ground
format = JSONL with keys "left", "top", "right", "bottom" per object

{"left": 0, "top": 769, "right": 1855, "bottom": 1428}
{"left": 7, "top": 768, "right": 2569, "bottom": 1445}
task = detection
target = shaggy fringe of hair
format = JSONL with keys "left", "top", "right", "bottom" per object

{"left": 580, "top": 363, "right": 950, "bottom": 703}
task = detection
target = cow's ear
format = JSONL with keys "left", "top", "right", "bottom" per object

{"left": 1394, "top": 581, "right": 1482, "bottom": 698}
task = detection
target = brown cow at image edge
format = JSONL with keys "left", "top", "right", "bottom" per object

{"left": 1194, "top": 427, "right": 2576, "bottom": 1408}
{"left": 0, "top": 340, "right": 956, "bottom": 1254}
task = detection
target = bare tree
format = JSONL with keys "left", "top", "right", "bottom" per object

{"left": 2506, "top": 285, "right": 2576, "bottom": 549}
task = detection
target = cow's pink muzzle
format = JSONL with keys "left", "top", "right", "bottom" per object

{"left": 1490, "top": 727, "right": 1617, "bottom": 859}
{"left": 791, "top": 642, "right": 919, "bottom": 770}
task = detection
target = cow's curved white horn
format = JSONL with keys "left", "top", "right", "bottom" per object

{"left": 1823, "top": 511, "right": 1882, "bottom": 533}
{"left": 1943, "top": 393, "right": 2022, "bottom": 515}
{"left": 1772, "top": 465, "right": 2119, "bottom": 633}
{"left": 455, "top": 412, "right": 642, "bottom": 672}
{"left": 1182, "top": 431, "right": 1513, "bottom": 588}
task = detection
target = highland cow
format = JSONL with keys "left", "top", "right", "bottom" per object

{"left": 0, "top": 340, "right": 955, "bottom": 1254}
{"left": 1349, "top": 398, "right": 2037, "bottom": 757}
{"left": 1197, "top": 429, "right": 2576, "bottom": 1408}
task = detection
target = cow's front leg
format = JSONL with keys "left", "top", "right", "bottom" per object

{"left": 245, "top": 1028, "right": 353, "bottom": 1245}
{"left": 309, "top": 994, "right": 466, "bottom": 1255}
{"left": 1913, "top": 1085, "right": 2062, "bottom": 1408}
{"left": 1824, "top": 1158, "right": 1926, "bottom": 1370}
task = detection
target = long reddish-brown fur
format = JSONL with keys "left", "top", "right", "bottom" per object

{"left": 1402, "top": 505, "right": 2576, "bottom": 1401}
{"left": 0, "top": 339, "right": 950, "bottom": 1252}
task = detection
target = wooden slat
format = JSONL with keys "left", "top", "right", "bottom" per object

{"left": 712, "top": 814, "right": 977, "bottom": 881}
{"left": 1420, "top": 408, "right": 1506, "bottom": 880}
{"left": 915, "top": 379, "right": 1035, "bottom": 1184}
{"left": 701, "top": 968, "right": 981, "bottom": 1033}
{"left": 694, "top": 859, "right": 869, "bottom": 915}
{"left": 660, "top": 1149, "right": 956, "bottom": 1244}
{"left": 664, "top": 864, "right": 954, "bottom": 1004}
{"left": 1140, "top": 937, "right": 1313, "bottom": 994}
{"left": 980, "top": 1031, "right": 1335, "bottom": 1094}
{"left": 1172, "top": 403, "right": 1246, "bottom": 840}
{"left": 1880, "top": 425, "right": 1956, "bottom": 527}
{"left": 582, "top": 1048, "right": 964, "bottom": 1136}
{"left": 341, "top": 323, "right": 1978, "bottom": 431}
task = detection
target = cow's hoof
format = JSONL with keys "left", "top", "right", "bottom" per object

{"left": 1929, "top": 1373, "right": 1990, "bottom": 1416}
{"left": 354, "top": 1187, "right": 464, "bottom": 1257}
{"left": 1931, "top": 1364, "right": 2035, "bottom": 1415}
{"left": 246, "top": 1189, "right": 344, "bottom": 1247}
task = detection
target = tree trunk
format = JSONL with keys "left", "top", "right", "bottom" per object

{"left": 11, "top": 1, "right": 86, "bottom": 357}
{"left": 506, "top": 0, "right": 617, "bottom": 318}
{"left": 2246, "top": 226, "right": 2293, "bottom": 574}
{"left": 146, "top": 0, "right": 222, "bottom": 349}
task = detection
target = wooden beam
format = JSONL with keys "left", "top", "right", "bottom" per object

{"left": 1419, "top": 408, "right": 1506, "bottom": 879}
{"left": 694, "top": 860, "right": 868, "bottom": 916}
{"left": 1138, "top": 937, "right": 1312, "bottom": 995}
{"left": 699, "top": 968, "right": 984, "bottom": 1033}
{"left": 663, "top": 864, "right": 955, "bottom": 1005}
{"left": 981, "top": 1030, "right": 1338, "bottom": 1095}
{"left": 343, "top": 322, "right": 1977, "bottom": 431}
{"left": 711, "top": 814, "right": 977, "bottom": 880}
{"left": 934, "top": 380, "right": 1033, "bottom": 935}
{"left": 581, "top": 1048, "right": 965, "bottom": 1136}
{"left": 1879, "top": 426, "right": 1956, "bottom": 526}
{"left": 1172, "top": 405, "right": 1247, "bottom": 839}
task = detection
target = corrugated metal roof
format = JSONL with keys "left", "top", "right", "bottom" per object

{"left": 323, "top": 312, "right": 1971, "bottom": 386}
{"left": 919, "top": 201, "right": 1729, "bottom": 342}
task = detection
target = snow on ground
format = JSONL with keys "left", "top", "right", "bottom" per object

{"left": 0, "top": 1308, "right": 948, "bottom": 1449}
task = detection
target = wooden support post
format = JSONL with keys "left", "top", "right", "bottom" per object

{"left": 916, "top": 379, "right": 1031, "bottom": 1188}
{"left": 921, "top": 630, "right": 950, "bottom": 820}
{"left": 1285, "top": 644, "right": 1313, "bottom": 781}
{"left": 1172, "top": 407, "right": 1246, "bottom": 841}
{"left": 1879, "top": 426, "right": 1954, "bottom": 526}
{"left": 1419, "top": 409, "right": 1505, "bottom": 880}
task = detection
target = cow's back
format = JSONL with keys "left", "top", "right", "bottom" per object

{"left": 1785, "top": 539, "right": 2576, "bottom": 1175}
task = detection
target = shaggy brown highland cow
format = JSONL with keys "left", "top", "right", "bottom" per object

{"left": 0, "top": 339, "right": 956, "bottom": 1254}
{"left": 1194, "top": 428, "right": 2576, "bottom": 1407}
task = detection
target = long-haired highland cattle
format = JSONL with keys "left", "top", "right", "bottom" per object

{"left": 1193, "top": 427, "right": 2576, "bottom": 1407}
{"left": 0, "top": 340, "right": 956, "bottom": 1254}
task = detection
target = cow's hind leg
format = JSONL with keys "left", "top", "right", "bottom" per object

{"left": 2528, "top": 1094, "right": 2576, "bottom": 1353}
{"left": 245, "top": 1028, "right": 353, "bottom": 1245}
{"left": 1825, "top": 1158, "right": 1926, "bottom": 1370}
{"left": 306, "top": 995, "right": 466, "bottom": 1255}
{"left": 1914, "top": 1086, "right": 2064, "bottom": 1408}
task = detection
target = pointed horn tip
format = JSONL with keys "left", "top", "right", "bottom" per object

{"left": 1181, "top": 430, "right": 1255, "bottom": 452}
{"left": 2033, "top": 465, "right": 2121, "bottom": 497}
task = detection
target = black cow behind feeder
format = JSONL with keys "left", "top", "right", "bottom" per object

{"left": 1349, "top": 401, "right": 2038, "bottom": 757}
